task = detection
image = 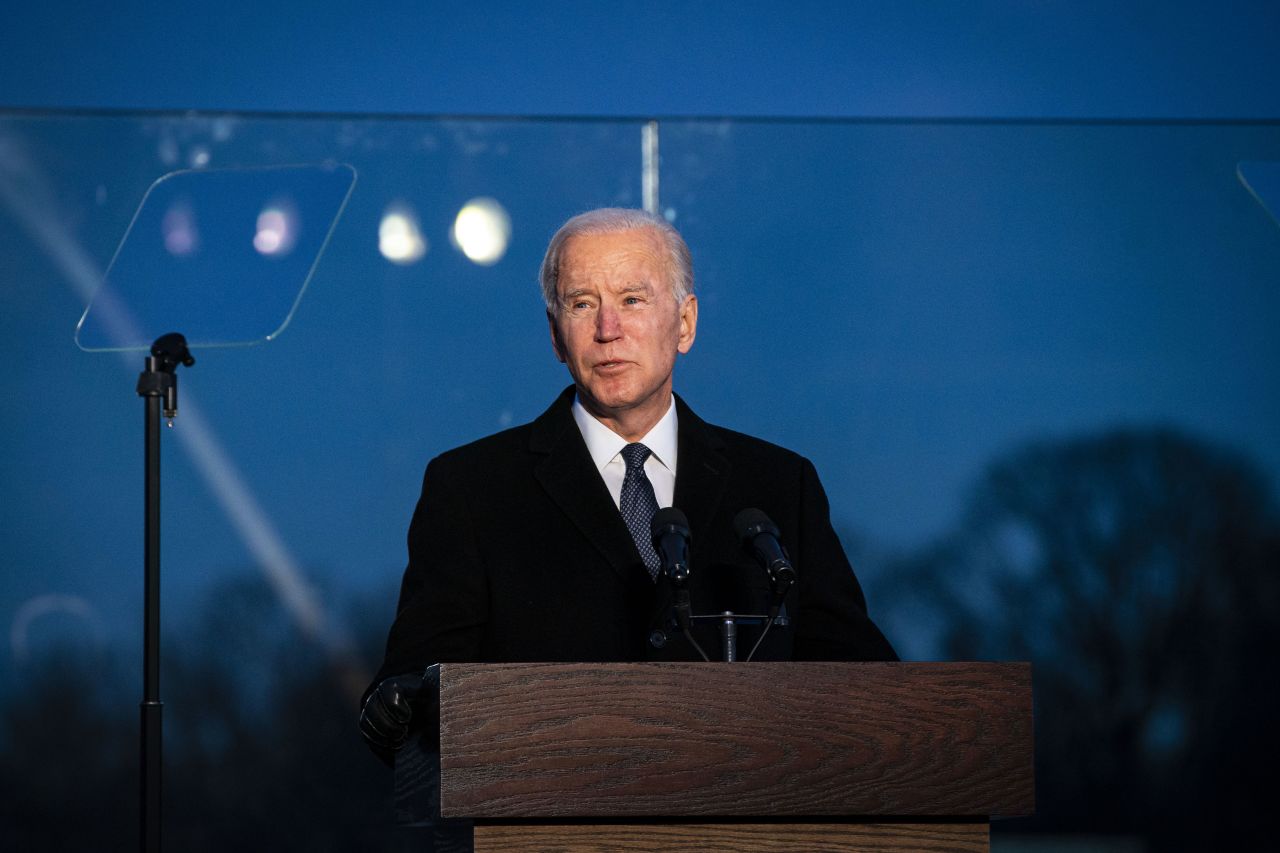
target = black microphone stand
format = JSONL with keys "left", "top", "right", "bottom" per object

{"left": 134, "top": 332, "right": 194, "bottom": 853}
{"left": 688, "top": 610, "right": 785, "bottom": 661}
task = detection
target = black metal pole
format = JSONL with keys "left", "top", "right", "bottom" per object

{"left": 141, "top": 380, "right": 162, "bottom": 853}
{"left": 720, "top": 611, "right": 738, "bottom": 662}
{"left": 135, "top": 333, "right": 192, "bottom": 853}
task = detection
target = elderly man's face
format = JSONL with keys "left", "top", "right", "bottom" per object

{"left": 548, "top": 227, "right": 697, "bottom": 437}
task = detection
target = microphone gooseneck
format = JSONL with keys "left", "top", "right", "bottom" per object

{"left": 734, "top": 508, "right": 796, "bottom": 661}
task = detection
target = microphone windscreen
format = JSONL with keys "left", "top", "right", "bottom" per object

{"left": 651, "top": 506, "right": 690, "bottom": 537}
{"left": 733, "top": 507, "right": 779, "bottom": 542}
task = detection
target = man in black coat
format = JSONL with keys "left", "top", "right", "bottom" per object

{"left": 361, "top": 209, "right": 895, "bottom": 756}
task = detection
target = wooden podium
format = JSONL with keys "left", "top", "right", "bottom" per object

{"left": 396, "top": 662, "right": 1033, "bottom": 852}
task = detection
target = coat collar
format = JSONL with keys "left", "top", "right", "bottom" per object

{"left": 529, "top": 386, "right": 732, "bottom": 579}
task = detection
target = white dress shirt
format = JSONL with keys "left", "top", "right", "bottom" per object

{"left": 571, "top": 395, "right": 678, "bottom": 509}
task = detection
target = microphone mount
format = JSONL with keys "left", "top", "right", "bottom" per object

{"left": 136, "top": 332, "right": 195, "bottom": 424}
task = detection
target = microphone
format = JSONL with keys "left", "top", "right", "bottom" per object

{"left": 650, "top": 507, "right": 709, "bottom": 661}
{"left": 651, "top": 507, "right": 692, "bottom": 586}
{"left": 733, "top": 508, "right": 796, "bottom": 601}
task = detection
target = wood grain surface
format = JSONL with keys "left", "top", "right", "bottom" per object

{"left": 437, "top": 662, "right": 1032, "bottom": 819}
{"left": 474, "top": 820, "right": 989, "bottom": 852}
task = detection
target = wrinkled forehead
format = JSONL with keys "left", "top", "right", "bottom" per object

{"left": 557, "top": 227, "right": 671, "bottom": 292}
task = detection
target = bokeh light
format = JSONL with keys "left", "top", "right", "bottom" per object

{"left": 254, "top": 203, "right": 297, "bottom": 256}
{"left": 10, "top": 594, "right": 105, "bottom": 665}
{"left": 378, "top": 205, "right": 428, "bottom": 264}
{"left": 450, "top": 196, "right": 511, "bottom": 265}
{"left": 162, "top": 201, "right": 199, "bottom": 256}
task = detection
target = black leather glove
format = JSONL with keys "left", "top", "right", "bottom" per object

{"left": 359, "top": 672, "right": 427, "bottom": 754}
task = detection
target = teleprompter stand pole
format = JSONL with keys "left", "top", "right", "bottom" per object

{"left": 135, "top": 333, "right": 193, "bottom": 853}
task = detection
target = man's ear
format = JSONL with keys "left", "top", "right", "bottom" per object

{"left": 676, "top": 294, "right": 698, "bottom": 354}
{"left": 548, "top": 310, "right": 567, "bottom": 363}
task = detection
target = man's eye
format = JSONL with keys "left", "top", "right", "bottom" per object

{"left": 624, "top": 296, "right": 643, "bottom": 305}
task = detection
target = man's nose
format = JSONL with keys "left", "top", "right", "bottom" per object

{"left": 595, "top": 304, "right": 622, "bottom": 341}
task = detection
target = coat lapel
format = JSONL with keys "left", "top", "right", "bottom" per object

{"left": 531, "top": 387, "right": 643, "bottom": 580}
{"left": 672, "top": 394, "right": 731, "bottom": 542}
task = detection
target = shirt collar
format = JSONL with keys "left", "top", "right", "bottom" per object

{"left": 572, "top": 394, "right": 679, "bottom": 476}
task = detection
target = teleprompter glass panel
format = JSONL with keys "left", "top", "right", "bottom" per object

{"left": 75, "top": 163, "right": 356, "bottom": 351}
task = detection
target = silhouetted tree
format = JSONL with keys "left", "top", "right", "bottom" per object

{"left": 0, "top": 574, "right": 408, "bottom": 850}
{"left": 877, "top": 428, "right": 1279, "bottom": 849}
{"left": 0, "top": 648, "right": 136, "bottom": 849}
{"left": 161, "top": 575, "right": 400, "bottom": 851}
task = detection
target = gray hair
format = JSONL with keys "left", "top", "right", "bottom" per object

{"left": 539, "top": 208, "right": 694, "bottom": 312}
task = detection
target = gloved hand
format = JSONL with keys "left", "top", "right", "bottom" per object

{"left": 359, "top": 672, "right": 427, "bottom": 753}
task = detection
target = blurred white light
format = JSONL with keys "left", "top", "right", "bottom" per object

{"left": 379, "top": 206, "right": 427, "bottom": 264}
{"left": 189, "top": 146, "right": 211, "bottom": 168}
{"left": 157, "top": 136, "right": 179, "bottom": 166}
{"left": 11, "top": 594, "right": 105, "bottom": 665}
{"left": 162, "top": 202, "right": 199, "bottom": 256}
{"left": 450, "top": 197, "right": 511, "bottom": 266}
{"left": 254, "top": 205, "right": 297, "bottom": 256}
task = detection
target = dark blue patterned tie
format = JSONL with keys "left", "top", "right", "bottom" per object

{"left": 619, "top": 442, "right": 661, "bottom": 579}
